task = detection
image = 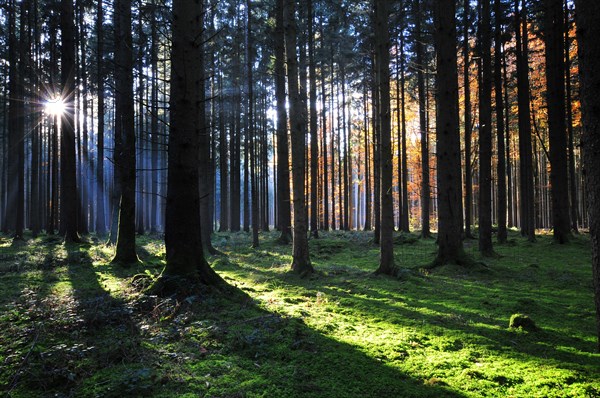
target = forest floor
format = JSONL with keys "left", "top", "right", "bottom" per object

{"left": 0, "top": 229, "right": 599, "bottom": 397}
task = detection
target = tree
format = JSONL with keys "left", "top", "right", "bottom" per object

{"left": 157, "top": 0, "right": 224, "bottom": 290}
{"left": 112, "top": 0, "right": 137, "bottom": 262}
{"left": 374, "top": 0, "right": 395, "bottom": 275}
{"left": 274, "top": 0, "right": 292, "bottom": 243}
{"left": 574, "top": 0, "right": 600, "bottom": 352}
{"left": 515, "top": 0, "right": 535, "bottom": 241}
{"left": 433, "top": 0, "right": 468, "bottom": 265}
{"left": 414, "top": 0, "right": 431, "bottom": 239}
{"left": 60, "top": 0, "right": 80, "bottom": 243}
{"left": 284, "top": 0, "right": 313, "bottom": 275}
{"left": 308, "top": 0, "right": 319, "bottom": 239}
{"left": 478, "top": 0, "right": 494, "bottom": 256}
{"left": 463, "top": 0, "right": 474, "bottom": 239}
{"left": 544, "top": 0, "right": 571, "bottom": 243}
{"left": 96, "top": 0, "right": 106, "bottom": 235}
{"left": 494, "top": 0, "right": 507, "bottom": 244}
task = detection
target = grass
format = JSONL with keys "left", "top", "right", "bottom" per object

{"left": 0, "top": 229, "right": 599, "bottom": 397}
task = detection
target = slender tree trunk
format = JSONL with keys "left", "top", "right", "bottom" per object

{"left": 308, "top": 0, "right": 319, "bottom": 238}
{"left": 112, "top": 0, "right": 137, "bottom": 261}
{"left": 433, "top": 0, "right": 467, "bottom": 265}
{"left": 478, "top": 0, "right": 494, "bottom": 256}
{"left": 495, "top": 0, "right": 507, "bottom": 243}
{"left": 564, "top": 0, "right": 578, "bottom": 233}
{"left": 95, "top": 0, "right": 106, "bottom": 235}
{"left": 415, "top": 0, "right": 430, "bottom": 238}
{"left": 284, "top": 0, "right": 313, "bottom": 275}
{"left": 374, "top": 0, "right": 395, "bottom": 275}
{"left": 544, "top": 0, "right": 571, "bottom": 243}
{"left": 247, "top": 0, "right": 259, "bottom": 248}
{"left": 59, "top": 0, "right": 80, "bottom": 242}
{"left": 463, "top": 0, "right": 474, "bottom": 239}
{"left": 274, "top": 0, "right": 292, "bottom": 243}
{"left": 515, "top": 0, "right": 535, "bottom": 241}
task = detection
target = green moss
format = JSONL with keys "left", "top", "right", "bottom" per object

{"left": 1, "top": 231, "right": 598, "bottom": 397}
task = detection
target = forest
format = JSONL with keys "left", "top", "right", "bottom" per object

{"left": 0, "top": 0, "right": 599, "bottom": 396}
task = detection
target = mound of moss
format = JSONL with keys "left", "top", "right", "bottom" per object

{"left": 509, "top": 313, "right": 538, "bottom": 331}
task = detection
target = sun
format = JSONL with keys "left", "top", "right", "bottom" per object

{"left": 44, "top": 97, "right": 66, "bottom": 117}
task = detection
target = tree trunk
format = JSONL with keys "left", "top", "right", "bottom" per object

{"left": 494, "top": 0, "right": 507, "bottom": 244}
{"left": 515, "top": 0, "right": 535, "bottom": 241}
{"left": 159, "top": 0, "right": 224, "bottom": 290}
{"left": 433, "top": 0, "right": 467, "bottom": 266}
{"left": 60, "top": 0, "right": 80, "bottom": 243}
{"left": 284, "top": 0, "right": 313, "bottom": 275}
{"left": 274, "top": 0, "right": 292, "bottom": 243}
{"left": 544, "top": 0, "right": 571, "bottom": 243}
{"left": 112, "top": 0, "right": 137, "bottom": 260}
{"left": 478, "top": 0, "right": 494, "bottom": 256}
{"left": 564, "top": 0, "right": 578, "bottom": 233}
{"left": 415, "top": 0, "right": 430, "bottom": 238}
{"left": 574, "top": 0, "right": 600, "bottom": 352}
{"left": 307, "top": 0, "right": 319, "bottom": 238}
{"left": 374, "top": 0, "right": 395, "bottom": 275}
{"left": 463, "top": 0, "right": 474, "bottom": 239}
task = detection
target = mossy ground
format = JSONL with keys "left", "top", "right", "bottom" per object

{"left": 0, "top": 230, "right": 598, "bottom": 397}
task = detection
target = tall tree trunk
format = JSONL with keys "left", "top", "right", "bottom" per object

{"left": 564, "top": 0, "right": 578, "bottom": 233}
{"left": 60, "top": 0, "right": 80, "bottom": 242}
{"left": 515, "top": 0, "right": 535, "bottom": 241}
{"left": 284, "top": 0, "right": 313, "bottom": 275}
{"left": 374, "top": 0, "right": 395, "bottom": 275}
{"left": 308, "top": 0, "right": 319, "bottom": 238}
{"left": 463, "top": 0, "right": 474, "bottom": 239}
{"left": 96, "top": 0, "right": 106, "bottom": 235}
{"left": 478, "top": 0, "right": 494, "bottom": 256}
{"left": 433, "top": 0, "right": 467, "bottom": 265}
{"left": 274, "top": 0, "right": 292, "bottom": 243}
{"left": 158, "top": 0, "right": 224, "bottom": 291}
{"left": 112, "top": 0, "right": 137, "bottom": 261}
{"left": 574, "top": 0, "right": 600, "bottom": 352}
{"left": 247, "top": 0, "right": 259, "bottom": 248}
{"left": 415, "top": 0, "right": 430, "bottom": 238}
{"left": 494, "top": 0, "right": 507, "bottom": 244}
{"left": 544, "top": 0, "right": 571, "bottom": 243}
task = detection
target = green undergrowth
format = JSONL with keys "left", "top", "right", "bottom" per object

{"left": 0, "top": 230, "right": 598, "bottom": 397}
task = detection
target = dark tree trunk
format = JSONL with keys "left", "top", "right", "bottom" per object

{"left": 6, "top": 0, "right": 19, "bottom": 236}
{"left": 247, "top": 0, "right": 259, "bottom": 248}
{"left": 515, "top": 0, "right": 535, "bottom": 241}
{"left": 374, "top": 0, "right": 395, "bottom": 275}
{"left": 284, "top": 0, "right": 313, "bottom": 275}
{"left": 112, "top": 0, "right": 137, "bottom": 261}
{"left": 478, "top": 0, "right": 494, "bottom": 256}
{"left": 544, "top": 0, "right": 571, "bottom": 243}
{"left": 463, "top": 0, "right": 474, "bottom": 239}
{"left": 274, "top": 0, "right": 292, "bottom": 243}
{"left": 308, "top": 0, "right": 319, "bottom": 238}
{"left": 60, "top": 0, "right": 80, "bottom": 243}
{"left": 415, "top": 0, "right": 430, "bottom": 238}
{"left": 574, "top": 0, "right": 600, "bottom": 352}
{"left": 564, "top": 0, "right": 578, "bottom": 233}
{"left": 433, "top": 0, "right": 467, "bottom": 265}
{"left": 159, "top": 0, "right": 224, "bottom": 289}
{"left": 494, "top": 0, "right": 507, "bottom": 244}
{"left": 218, "top": 58, "right": 229, "bottom": 233}
{"left": 96, "top": 0, "right": 106, "bottom": 235}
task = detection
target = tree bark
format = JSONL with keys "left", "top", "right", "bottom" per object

{"left": 479, "top": 0, "right": 494, "bottom": 256}
{"left": 494, "top": 0, "right": 507, "bottom": 244}
{"left": 433, "top": 0, "right": 468, "bottom": 266}
{"left": 574, "top": 0, "right": 600, "bottom": 352}
{"left": 374, "top": 0, "right": 395, "bottom": 275}
{"left": 284, "top": 0, "right": 313, "bottom": 275}
{"left": 159, "top": 0, "right": 225, "bottom": 290}
{"left": 544, "top": 0, "right": 571, "bottom": 243}
{"left": 60, "top": 0, "right": 80, "bottom": 243}
{"left": 112, "top": 0, "right": 137, "bottom": 261}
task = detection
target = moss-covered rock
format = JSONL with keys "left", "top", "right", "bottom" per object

{"left": 509, "top": 313, "right": 538, "bottom": 331}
